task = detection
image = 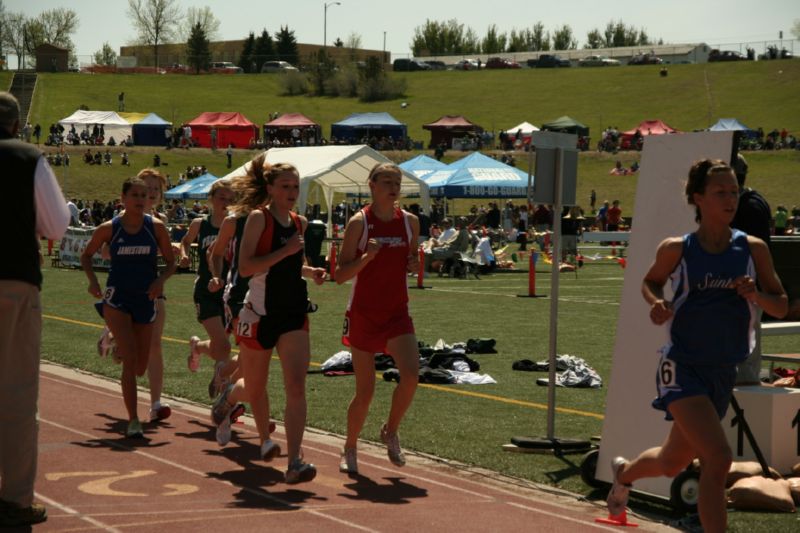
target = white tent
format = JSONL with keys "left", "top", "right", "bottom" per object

{"left": 58, "top": 110, "right": 132, "bottom": 144}
{"left": 223, "top": 145, "right": 431, "bottom": 230}
{"left": 505, "top": 121, "right": 540, "bottom": 139}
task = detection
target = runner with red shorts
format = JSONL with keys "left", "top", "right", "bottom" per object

{"left": 336, "top": 162, "right": 421, "bottom": 474}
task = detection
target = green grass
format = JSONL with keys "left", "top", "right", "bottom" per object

{"left": 40, "top": 261, "right": 799, "bottom": 531}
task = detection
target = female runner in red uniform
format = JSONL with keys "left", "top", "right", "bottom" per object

{"left": 336, "top": 162, "right": 420, "bottom": 474}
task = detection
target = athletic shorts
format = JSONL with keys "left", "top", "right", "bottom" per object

{"left": 342, "top": 305, "right": 415, "bottom": 354}
{"left": 235, "top": 304, "right": 308, "bottom": 351}
{"left": 194, "top": 288, "right": 225, "bottom": 322}
{"left": 651, "top": 349, "right": 737, "bottom": 421}
{"left": 96, "top": 286, "right": 157, "bottom": 325}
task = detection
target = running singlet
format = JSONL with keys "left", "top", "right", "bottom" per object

{"left": 666, "top": 229, "right": 756, "bottom": 366}
{"left": 346, "top": 205, "right": 413, "bottom": 314}
{"left": 195, "top": 215, "right": 223, "bottom": 295}
{"left": 223, "top": 215, "right": 251, "bottom": 307}
{"left": 245, "top": 209, "right": 307, "bottom": 316}
{"left": 107, "top": 214, "right": 158, "bottom": 293}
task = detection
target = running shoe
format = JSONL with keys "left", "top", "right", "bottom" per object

{"left": 149, "top": 402, "right": 171, "bottom": 422}
{"left": 285, "top": 458, "right": 317, "bottom": 484}
{"left": 187, "top": 335, "right": 201, "bottom": 372}
{"left": 0, "top": 499, "right": 47, "bottom": 527}
{"left": 216, "top": 415, "right": 232, "bottom": 446}
{"left": 339, "top": 447, "right": 358, "bottom": 474}
{"left": 210, "top": 384, "right": 234, "bottom": 426}
{"left": 125, "top": 418, "right": 144, "bottom": 438}
{"left": 606, "top": 456, "right": 632, "bottom": 517}
{"left": 260, "top": 439, "right": 281, "bottom": 462}
{"left": 208, "top": 360, "right": 229, "bottom": 398}
{"left": 380, "top": 423, "right": 406, "bottom": 467}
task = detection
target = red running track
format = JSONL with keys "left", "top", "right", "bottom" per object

{"left": 30, "top": 364, "right": 674, "bottom": 532}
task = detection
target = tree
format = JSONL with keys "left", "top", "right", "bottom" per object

{"left": 93, "top": 42, "right": 117, "bottom": 66}
{"left": 274, "top": 25, "right": 298, "bottom": 65}
{"left": 186, "top": 22, "right": 210, "bottom": 74}
{"left": 239, "top": 32, "right": 255, "bottom": 73}
{"left": 2, "top": 12, "right": 27, "bottom": 66}
{"left": 790, "top": 19, "right": 800, "bottom": 39}
{"left": 462, "top": 27, "right": 481, "bottom": 54}
{"left": 32, "top": 7, "right": 78, "bottom": 49}
{"left": 253, "top": 29, "right": 273, "bottom": 72}
{"left": 584, "top": 29, "right": 603, "bottom": 49}
{"left": 551, "top": 24, "right": 577, "bottom": 50}
{"left": 602, "top": 20, "right": 650, "bottom": 47}
{"left": 180, "top": 6, "right": 220, "bottom": 41}
{"left": 345, "top": 31, "right": 362, "bottom": 60}
{"left": 529, "top": 22, "right": 550, "bottom": 51}
{"left": 481, "top": 24, "right": 507, "bottom": 54}
{"left": 506, "top": 29, "right": 526, "bottom": 53}
{"left": 127, "top": 0, "right": 182, "bottom": 68}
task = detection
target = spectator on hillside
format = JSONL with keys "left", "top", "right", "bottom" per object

{"left": 118, "top": 92, "right": 125, "bottom": 111}
{"left": 103, "top": 149, "right": 112, "bottom": 165}
{"left": 153, "top": 153, "right": 161, "bottom": 167}
{"left": 226, "top": 144, "right": 233, "bottom": 168}
{"left": 33, "top": 123, "right": 41, "bottom": 145}
{"left": 610, "top": 160, "right": 628, "bottom": 176}
{"left": 774, "top": 205, "right": 788, "bottom": 236}
{"left": 596, "top": 201, "right": 610, "bottom": 231}
{"left": 121, "top": 152, "right": 129, "bottom": 166}
{"left": 606, "top": 200, "right": 622, "bottom": 231}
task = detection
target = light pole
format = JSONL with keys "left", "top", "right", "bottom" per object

{"left": 323, "top": 1, "right": 341, "bottom": 50}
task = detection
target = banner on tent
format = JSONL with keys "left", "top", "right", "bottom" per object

{"left": 432, "top": 185, "right": 528, "bottom": 197}
{"left": 59, "top": 227, "right": 110, "bottom": 269}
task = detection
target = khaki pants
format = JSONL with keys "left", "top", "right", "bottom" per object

{"left": 0, "top": 280, "right": 41, "bottom": 507}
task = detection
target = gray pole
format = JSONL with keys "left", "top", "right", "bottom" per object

{"left": 546, "top": 147, "right": 562, "bottom": 440}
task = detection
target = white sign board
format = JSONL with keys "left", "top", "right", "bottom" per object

{"left": 597, "top": 132, "right": 735, "bottom": 499}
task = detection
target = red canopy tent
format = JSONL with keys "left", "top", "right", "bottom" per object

{"left": 423, "top": 115, "right": 483, "bottom": 148}
{"left": 263, "top": 113, "right": 321, "bottom": 146}
{"left": 186, "top": 112, "right": 258, "bottom": 149}
{"left": 620, "top": 119, "right": 679, "bottom": 149}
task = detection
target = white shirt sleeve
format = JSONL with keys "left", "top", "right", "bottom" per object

{"left": 34, "top": 157, "right": 71, "bottom": 239}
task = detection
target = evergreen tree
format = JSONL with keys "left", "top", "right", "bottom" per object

{"left": 275, "top": 25, "right": 298, "bottom": 65}
{"left": 186, "top": 22, "right": 210, "bottom": 74}
{"left": 253, "top": 29, "right": 273, "bottom": 72}
{"left": 239, "top": 32, "right": 255, "bottom": 73}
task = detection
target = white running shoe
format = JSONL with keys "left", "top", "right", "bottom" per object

{"left": 149, "top": 402, "right": 172, "bottom": 422}
{"left": 606, "top": 456, "right": 632, "bottom": 517}
{"left": 260, "top": 439, "right": 281, "bottom": 462}
{"left": 216, "top": 415, "right": 232, "bottom": 446}
{"left": 380, "top": 423, "right": 406, "bottom": 467}
{"left": 339, "top": 448, "right": 358, "bottom": 474}
{"left": 187, "top": 336, "right": 201, "bottom": 372}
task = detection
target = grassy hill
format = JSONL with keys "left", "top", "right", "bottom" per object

{"left": 23, "top": 60, "right": 800, "bottom": 212}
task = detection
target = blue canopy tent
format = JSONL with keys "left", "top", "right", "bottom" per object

{"left": 164, "top": 173, "right": 219, "bottom": 200}
{"left": 399, "top": 154, "right": 448, "bottom": 180}
{"left": 330, "top": 112, "right": 407, "bottom": 143}
{"left": 708, "top": 118, "right": 758, "bottom": 138}
{"left": 132, "top": 113, "right": 172, "bottom": 146}
{"left": 425, "top": 152, "right": 532, "bottom": 198}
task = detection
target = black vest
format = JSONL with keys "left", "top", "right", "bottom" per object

{"left": 0, "top": 137, "right": 44, "bottom": 287}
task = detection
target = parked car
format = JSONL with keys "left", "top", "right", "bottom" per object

{"left": 392, "top": 58, "right": 431, "bottom": 71}
{"left": 628, "top": 53, "right": 663, "bottom": 65}
{"left": 578, "top": 55, "right": 621, "bottom": 67}
{"left": 527, "top": 54, "right": 571, "bottom": 68}
{"left": 424, "top": 60, "right": 447, "bottom": 70}
{"left": 485, "top": 57, "right": 521, "bottom": 69}
{"left": 708, "top": 49, "right": 745, "bottom": 62}
{"left": 454, "top": 58, "right": 481, "bottom": 70}
{"left": 261, "top": 60, "right": 298, "bottom": 73}
{"left": 210, "top": 61, "right": 243, "bottom": 73}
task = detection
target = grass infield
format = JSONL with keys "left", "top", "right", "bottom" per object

{"left": 40, "top": 260, "right": 798, "bottom": 530}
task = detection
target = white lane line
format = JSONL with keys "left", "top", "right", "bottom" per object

{"left": 39, "top": 418, "right": 377, "bottom": 532}
{"left": 34, "top": 491, "right": 123, "bottom": 533}
{"left": 506, "top": 501, "right": 622, "bottom": 531}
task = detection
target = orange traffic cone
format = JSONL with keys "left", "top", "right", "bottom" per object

{"left": 595, "top": 510, "right": 638, "bottom": 527}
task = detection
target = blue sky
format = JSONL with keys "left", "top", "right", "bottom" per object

{"left": 6, "top": 0, "right": 798, "bottom": 59}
